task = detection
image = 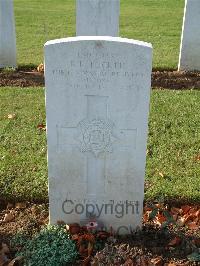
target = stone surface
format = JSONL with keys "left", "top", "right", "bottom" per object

{"left": 178, "top": 0, "right": 200, "bottom": 71}
{"left": 45, "top": 36, "right": 152, "bottom": 234}
{"left": 76, "top": 0, "right": 120, "bottom": 36}
{"left": 0, "top": 0, "right": 16, "bottom": 68}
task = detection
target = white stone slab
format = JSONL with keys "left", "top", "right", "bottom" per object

{"left": 178, "top": 0, "right": 200, "bottom": 71}
{"left": 0, "top": 0, "right": 16, "bottom": 68}
{"left": 45, "top": 36, "right": 152, "bottom": 234}
{"left": 76, "top": 0, "right": 120, "bottom": 36}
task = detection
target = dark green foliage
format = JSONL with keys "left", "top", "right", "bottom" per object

{"left": 188, "top": 252, "right": 200, "bottom": 262}
{"left": 12, "top": 225, "right": 78, "bottom": 266}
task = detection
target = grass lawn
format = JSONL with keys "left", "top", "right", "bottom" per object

{"left": 14, "top": 0, "right": 184, "bottom": 69}
{"left": 0, "top": 87, "right": 199, "bottom": 203}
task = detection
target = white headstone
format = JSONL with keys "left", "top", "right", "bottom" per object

{"left": 178, "top": 0, "right": 200, "bottom": 71}
{"left": 76, "top": 0, "right": 120, "bottom": 36}
{"left": 0, "top": 0, "right": 16, "bottom": 68}
{"left": 45, "top": 36, "right": 152, "bottom": 234}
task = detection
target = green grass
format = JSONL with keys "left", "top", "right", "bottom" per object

{"left": 0, "top": 87, "right": 199, "bottom": 203}
{"left": 14, "top": 0, "right": 184, "bottom": 69}
{"left": 146, "top": 90, "right": 200, "bottom": 202}
{"left": 0, "top": 88, "right": 47, "bottom": 202}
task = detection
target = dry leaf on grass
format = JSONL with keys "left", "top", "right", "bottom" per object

{"left": 159, "top": 172, "right": 164, "bottom": 178}
{"left": 37, "top": 123, "right": 46, "bottom": 131}
{"left": 144, "top": 204, "right": 200, "bottom": 231}
{"left": 7, "top": 113, "right": 16, "bottom": 119}
{"left": 194, "top": 154, "right": 200, "bottom": 161}
{"left": 37, "top": 63, "right": 44, "bottom": 73}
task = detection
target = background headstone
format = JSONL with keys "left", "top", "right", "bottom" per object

{"left": 76, "top": 0, "right": 120, "bottom": 36}
{"left": 178, "top": 0, "right": 200, "bottom": 71}
{"left": 0, "top": 0, "right": 17, "bottom": 68}
{"left": 45, "top": 36, "right": 152, "bottom": 234}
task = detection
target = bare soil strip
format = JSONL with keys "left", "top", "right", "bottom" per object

{"left": 0, "top": 203, "right": 199, "bottom": 265}
{"left": 0, "top": 69, "right": 200, "bottom": 89}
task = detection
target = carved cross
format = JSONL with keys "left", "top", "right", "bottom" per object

{"left": 57, "top": 95, "right": 137, "bottom": 198}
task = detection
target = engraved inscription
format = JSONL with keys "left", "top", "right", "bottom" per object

{"left": 88, "top": 0, "right": 106, "bottom": 9}
{"left": 77, "top": 118, "right": 116, "bottom": 157}
{"left": 51, "top": 50, "right": 145, "bottom": 97}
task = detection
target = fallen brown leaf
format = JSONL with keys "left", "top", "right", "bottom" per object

{"left": 37, "top": 123, "right": 46, "bottom": 130}
{"left": 3, "top": 212, "right": 14, "bottom": 223}
{"left": 195, "top": 209, "right": 200, "bottom": 218}
{"left": 15, "top": 202, "right": 26, "bottom": 209}
{"left": 181, "top": 205, "right": 191, "bottom": 215}
{"left": 168, "top": 236, "right": 181, "bottom": 247}
{"left": 194, "top": 154, "right": 200, "bottom": 161}
{"left": 176, "top": 217, "right": 185, "bottom": 227}
{"left": 30, "top": 205, "right": 39, "bottom": 215}
{"left": 184, "top": 214, "right": 195, "bottom": 225}
{"left": 188, "top": 206, "right": 198, "bottom": 215}
{"left": 170, "top": 207, "right": 181, "bottom": 215}
{"left": 37, "top": 63, "right": 44, "bottom": 73}
{"left": 187, "top": 222, "right": 199, "bottom": 230}
{"left": 144, "top": 206, "right": 153, "bottom": 212}
{"left": 156, "top": 213, "right": 167, "bottom": 224}
{"left": 7, "top": 113, "right": 16, "bottom": 119}
{"left": 143, "top": 211, "right": 151, "bottom": 223}
{"left": 72, "top": 234, "right": 79, "bottom": 241}
{"left": 155, "top": 203, "right": 164, "bottom": 209}
{"left": 150, "top": 257, "right": 163, "bottom": 266}
{"left": 159, "top": 172, "right": 164, "bottom": 178}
